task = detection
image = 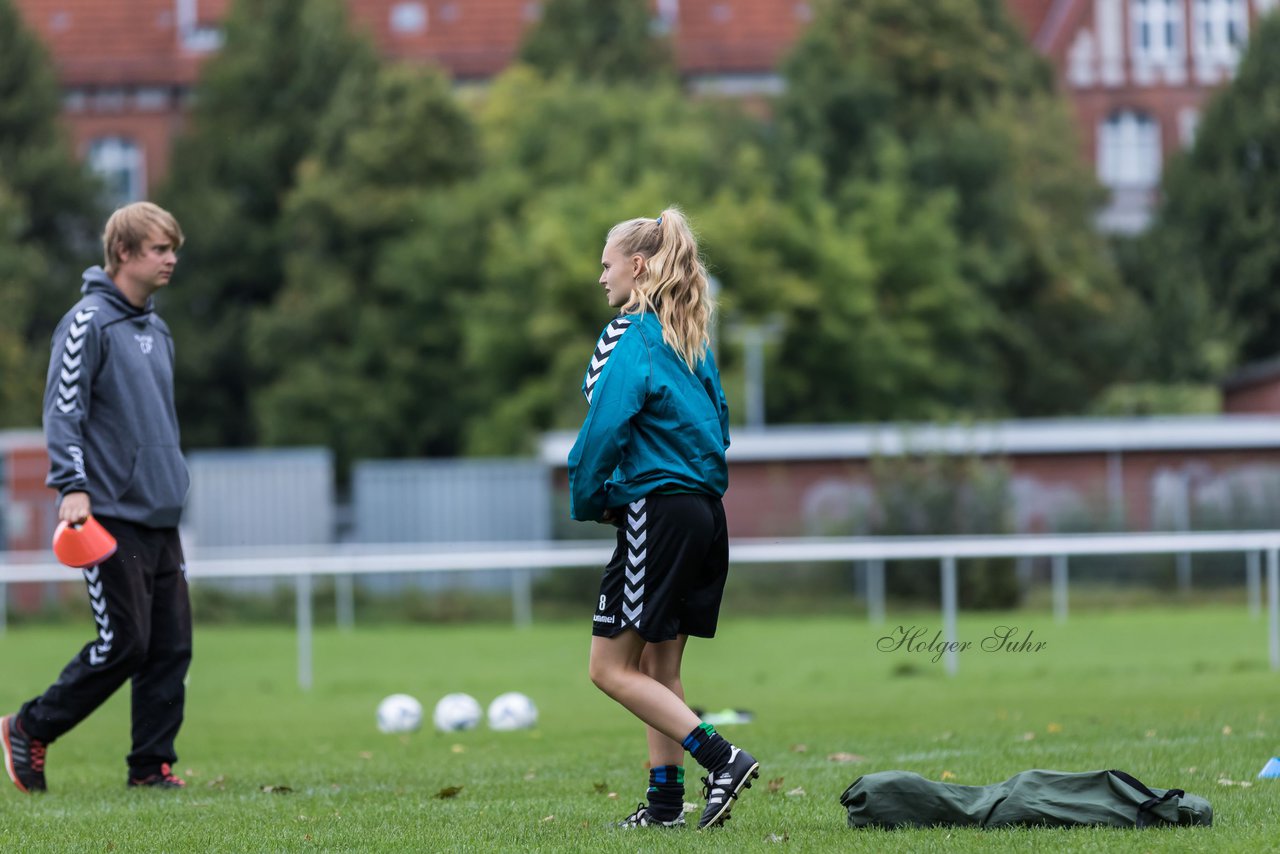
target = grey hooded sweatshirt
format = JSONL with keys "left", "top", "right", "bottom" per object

{"left": 43, "top": 267, "right": 190, "bottom": 528}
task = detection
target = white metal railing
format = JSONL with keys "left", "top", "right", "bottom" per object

{"left": 2, "top": 531, "right": 1278, "bottom": 687}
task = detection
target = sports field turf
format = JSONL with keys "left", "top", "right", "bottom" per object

{"left": 0, "top": 605, "right": 1276, "bottom": 852}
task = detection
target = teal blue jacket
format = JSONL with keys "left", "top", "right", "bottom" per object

{"left": 568, "top": 312, "right": 730, "bottom": 522}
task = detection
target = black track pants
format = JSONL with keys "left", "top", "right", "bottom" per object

{"left": 19, "top": 516, "right": 192, "bottom": 774}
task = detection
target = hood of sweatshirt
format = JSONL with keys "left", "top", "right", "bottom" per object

{"left": 80, "top": 266, "right": 154, "bottom": 315}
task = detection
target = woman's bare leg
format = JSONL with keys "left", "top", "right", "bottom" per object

{"left": 589, "top": 630, "right": 700, "bottom": 743}
{"left": 639, "top": 635, "right": 689, "bottom": 768}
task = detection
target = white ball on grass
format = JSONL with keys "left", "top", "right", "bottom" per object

{"left": 376, "top": 693, "right": 423, "bottom": 734}
{"left": 487, "top": 692, "right": 538, "bottom": 731}
{"left": 433, "top": 692, "right": 483, "bottom": 732}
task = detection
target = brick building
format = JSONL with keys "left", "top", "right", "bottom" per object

{"left": 1222, "top": 358, "right": 1280, "bottom": 414}
{"left": 13, "top": 1, "right": 1278, "bottom": 229}
{"left": 1008, "top": 0, "right": 1279, "bottom": 230}
{"left": 11, "top": 0, "right": 808, "bottom": 201}
{"left": 542, "top": 416, "right": 1280, "bottom": 538}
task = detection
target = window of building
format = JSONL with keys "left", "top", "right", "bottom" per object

{"left": 63, "top": 89, "right": 87, "bottom": 113}
{"left": 175, "top": 0, "right": 223, "bottom": 52}
{"left": 1067, "top": 29, "right": 1097, "bottom": 87}
{"left": 653, "top": 0, "right": 679, "bottom": 34}
{"left": 1131, "top": 0, "right": 1185, "bottom": 65}
{"left": 134, "top": 87, "right": 170, "bottom": 112}
{"left": 87, "top": 137, "right": 145, "bottom": 208}
{"left": 93, "top": 88, "right": 128, "bottom": 112}
{"left": 1193, "top": 0, "right": 1248, "bottom": 65}
{"left": 1178, "top": 107, "right": 1201, "bottom": 145}
{"left": 1098, "top": 111, "right": 1162, "bottom": 189}
{"left": 390, "top": 2, "right": 427, "bottom": 35}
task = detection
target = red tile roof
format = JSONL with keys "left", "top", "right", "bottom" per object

{"left": 17, "top": 0, "right": 209, "bottom": 86}
{"left": 349, "top": 0, "right": 536, "bottom": 79}
{"left": 12, "top": 1, "right": 1095, "bottom": 92}
{"left": 674, "top": 1, "right": 807, "bottom": 74}
{"left": 15, "top": 0, "right": 827, "bottom": 85}
{"left": 348, "top": 1, "right": 811, "bottom": 79}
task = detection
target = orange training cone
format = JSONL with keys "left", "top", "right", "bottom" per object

{"left": 52, "top": 515, "right": 118, "bottom": 569}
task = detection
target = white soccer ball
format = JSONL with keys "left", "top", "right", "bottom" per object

{"left": 487, "top": 691, "right": 538, "bottom": 731}
{"left": 376, "top": 693, "right": 423, "bottom": 734}
{"left": 433, "top": 692, "right": 482, "bottom": 732}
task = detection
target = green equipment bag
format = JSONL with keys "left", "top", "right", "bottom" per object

{"left": 840, "top": 769, "right": 1212, "bottom": 829}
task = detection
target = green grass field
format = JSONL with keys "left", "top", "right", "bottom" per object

{"left": 0, "top": 606, "right": 1276, "bottom": 852}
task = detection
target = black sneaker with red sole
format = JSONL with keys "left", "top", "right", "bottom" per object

{"left": 128, "top": 762, "right": 186, "bottom": 789}
{"left": 2, "top": 714, "right": 48, "bottom": 794}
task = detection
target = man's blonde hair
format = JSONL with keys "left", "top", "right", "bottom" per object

{"left": 102, "top": 202, "right": 184, "bottom": 275}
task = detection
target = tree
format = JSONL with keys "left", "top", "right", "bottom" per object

{"left": 780, "top": 0, "right": 1137, "bottom": 416}
{"left": 157, "top": 0, "right": 377, "bottom": 447}
{"left": 456, "top": 68, "right": 993, "bottom": 452}
{"left": 0, "top": 0, "right": 102, "bottom": 427}
{"left": 1106, "top": 230, "right": 1232, "bottom": 387}
{"left": 1142, "top": 12, "right": 1280, "bottom": 371}
{"left": 698, "top": 143, "right": 996, "bottom": 423}
{"left": 454, "top": 68, "right": 760, "bottom": 454}
{"left": 518, "top": 0, "right": 673, "bottom": 83}
{"left": 247, "top": 64, "right": 481, "bottom": 469}
{"left": 0, "top": 181, "right": 47, "bottom": 426}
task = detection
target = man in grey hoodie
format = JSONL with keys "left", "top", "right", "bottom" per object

{"left": 2, "top": 202, "right": 193, "bottom": 793}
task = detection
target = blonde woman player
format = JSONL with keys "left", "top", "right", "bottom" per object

{"left": 569, "top": 208, "right": 758, "bottom": 830}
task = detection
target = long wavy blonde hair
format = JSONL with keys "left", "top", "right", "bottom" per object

{"left": 607, "top": 207, "right": 713, "bottom": 371}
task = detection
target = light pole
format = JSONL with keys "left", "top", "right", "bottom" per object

{"left": 732, "top": 314, "right": 784, "bottom": 430}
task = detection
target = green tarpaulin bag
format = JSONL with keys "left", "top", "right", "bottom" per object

{"left": 840, "top": 769, "right": 1212, "bottom": 829}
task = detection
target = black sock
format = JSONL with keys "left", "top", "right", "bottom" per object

{"left": 682, "top": 722, "right": 732, "bottom": 771}
{"left": 646, "top": 764, "right": 684, "bottom": 819}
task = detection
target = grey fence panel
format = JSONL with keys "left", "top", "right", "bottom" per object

{"left": 352, "top": 459, "right": 551, "bottom": 592}
{"left": 185, "top": 448, "right": 334, "bottom": 593}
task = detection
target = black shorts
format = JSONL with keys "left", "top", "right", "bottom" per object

{"left": 591, "top": 492, "right": 729, "bottom": 643}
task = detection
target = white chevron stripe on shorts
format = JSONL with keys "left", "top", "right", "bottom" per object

{"left": 620, "top": 497, "right": 647, "bottom": 629}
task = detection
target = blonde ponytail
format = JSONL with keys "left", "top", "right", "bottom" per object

{"left": 606, "top": 207, "right": 712, "bottom": 371}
